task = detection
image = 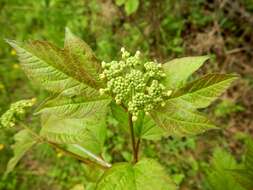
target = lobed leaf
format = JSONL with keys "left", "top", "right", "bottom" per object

{"left": 64, "top": 28, "right": 103, "bottom": 88}
{"left": 6, "top": 39, "right": 98, "bottom": 96}
{"left": 163, "top": 56, "right": 209, "bottom": 89}
{"left": 96, "top": 158, "right": 177, "bottom": 190}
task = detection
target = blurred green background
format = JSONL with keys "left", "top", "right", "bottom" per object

{"left": 0, "top": 0, "right": 253, "bottom": 189}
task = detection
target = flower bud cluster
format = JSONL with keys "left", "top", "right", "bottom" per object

{"left": 99, "top": 48, "right": 171, "bottom": 121}
{"left": 0, "top": 98, "right": 36, "bottom": 128}
{"left": 144, "top": 62, "right": 165, "bottom": 78}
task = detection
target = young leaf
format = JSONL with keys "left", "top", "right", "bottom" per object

{"left": 96, "top": 158, "right": 177, "bottom": 190}
{"left": 36, "top": 95, "right": 111, "bottom": 118}
{"left": 125, "top": 0, "right": 139, "bottom": 15}
{"left": 5, "top": 129, "right": 37, "bottom": 175}
{"left": 110, "top": 103, "right": 166, "bottom": 140}
{"left": 110, "top": 102, "right": 128, "bottom": 129}
{"left": 41, "top": 113, "right": 106, "bottom": 154}
{"left": 6, "top": 40, "right": 99, "bottom": 96}
{"left": 151, "top": 99, "right": 216, "bottom": 136}
{"left": 231, "top": 138, "right": 253, "bottom": 190}
{"left": 171, "top": 74, "right": 238, "bottom": 109}
{"left": 134, "top": 112, "right": 166, "bottom": 141}
{"left": 64, "top": 28, "right": 103, "bottom": 88}
{"left": 205, "top": 149, "right": 245, "bottom": 190}
{"left": 163, "top": 56, "right": 209, "bottom": 89}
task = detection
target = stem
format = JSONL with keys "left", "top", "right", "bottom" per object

{"left": 128, "top": 113, "right": 138, "bottom": 163}
{"left": 135, "top": 138, "right": 141, "bottom": 161}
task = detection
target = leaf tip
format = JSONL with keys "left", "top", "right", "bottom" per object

{"left": 65, "top": 27, "right": 75, "bottom": 40}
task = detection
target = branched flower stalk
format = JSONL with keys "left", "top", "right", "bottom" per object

{"left": 99, "top": 48, "right": 172, "bottom": 162}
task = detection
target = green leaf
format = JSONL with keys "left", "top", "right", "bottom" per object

{"left": 6, "top": 40, "right": 99, "bottom": 96}
{"left": 231, "top": 138, "right": 253, "bottom": 190}
{"left": 151, "top": 99, "right": 216, "bottom": 136}
{"left": 171, "top": 74, "right": 238, "bottom": 109}
{"left": 5, "top": 129, "right": 37, "bottom": 175}
{"left": 96, "top": 158, "right": 177, "bottom": 190}
{"left": 205, "top": 149, "right": 245, "bottom": 190}
{"left": 125, "top": 0, "right": 139, "bottom": 15}
{"left": 110, "top": 103, "right": 165, "bottom": 140}
{"left": 163, "top": 56, "right": 209, "bottom": 89}
{"left": 134, "top": 112, "right": 166, "bottom": 140}
{"left": 110, "top": 102, "right": 128, "bottom": 129}
{"left": 64, "top": 28, "right": 103, "bottom": 88}
{"left": 41, "top": 113, "right": 106, "bottom": 154}
{"left": 244, "top": 138, "right": 253, "bottom": 173}
{"left": 115, "top": 0, "right": 125, "bottom": 6}
{"left": 36, "top": 95, "right": 111, "bottom": 118}
{"left": 70, "top": 184, "right": 85, "bottom": 190}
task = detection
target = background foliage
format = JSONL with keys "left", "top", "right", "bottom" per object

{"left": 0, "top": 0, "right": 253, "bottom": 189}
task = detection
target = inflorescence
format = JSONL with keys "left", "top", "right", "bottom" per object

{"left": 0, "top": 98, "right": 36, "bottom": 128}
{"left": 99, "top": 48, "right": 172, "bottom": 121}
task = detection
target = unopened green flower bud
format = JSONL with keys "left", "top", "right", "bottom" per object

{"left": 116, "top": 98, "right": 121, "bottom": 105}
{"left": 132, "top": 116, "right": 138, "bottom": 122}
{"left": 99, "top": 89, "right": 106, "bottom": 95}
{"left": 145, "top": 111, "right": 150, "bottom": 116}
{"left": 167, "top": 90, "right": 172, "bottom": 97}
{"left": 101, "top": 61, "right": 106, "bottom": 68}
{"left": 161, "top": 102, "right": 166, "bottom": 107}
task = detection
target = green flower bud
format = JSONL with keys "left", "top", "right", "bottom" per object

{"left": 161, "top": 102, "right": 166, "bottom": 107}
{"left": 99, "top": 89, "right": 105, "bottom": 95}
{"left": 166, "top": 90, "right": 172, "bottom": 97}
{"left": 132, "top": 116, "right": 138, "bottom": 122}
{"left": 99, "top": 73, "right": 106, "bottom": 79}
{"left": 101, "top": 61, "right": 106, "bottom": 68}
{"left": 101, "top": 48, "right": 168, "bottom": 116}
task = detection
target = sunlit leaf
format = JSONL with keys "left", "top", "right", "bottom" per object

{"left": 171, "top": 74, "right": 238, "bottom": 108}
{"left": 6, "top": 39, "right": 99, "bottom": 96}
{"left": 163, "top": 56, "right": 209, "bottom": 89}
